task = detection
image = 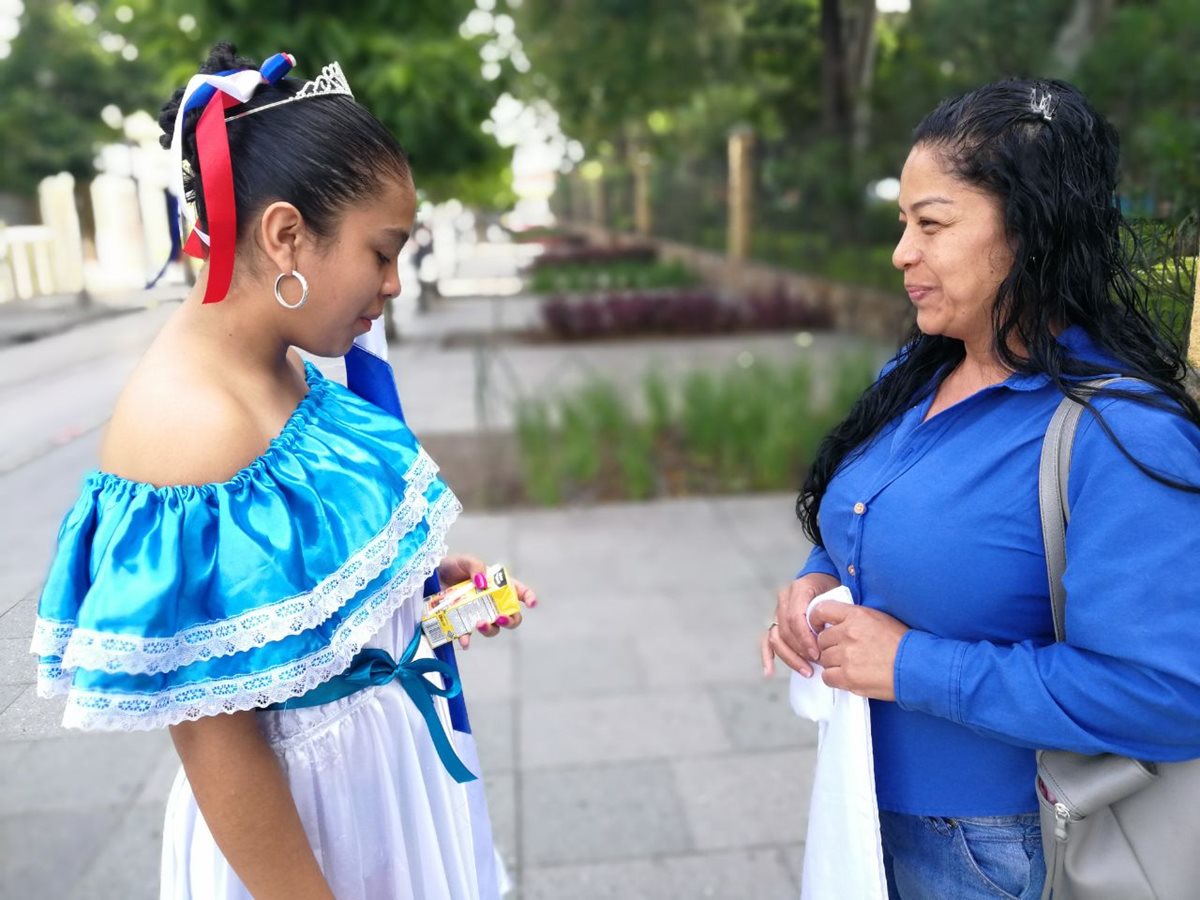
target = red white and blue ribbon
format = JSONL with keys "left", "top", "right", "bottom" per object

{"left": 171, "top": 52, "right": 296, "bottom": 304}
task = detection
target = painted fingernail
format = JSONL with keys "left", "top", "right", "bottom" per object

{"left": 528, "top": 598, "right": 538, "bottom": 608}
{"left": 495, "top": 615, "right": 510, "bottom": 627}
{"left": 476, "top": 621, "right": 489, "bottom": 631}
{"left": 473, "top": 572, "right": 488, "bottom": 590}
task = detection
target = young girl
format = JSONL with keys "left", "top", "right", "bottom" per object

{"left": 31, "top": 43, "right": 530, "bottom": 899}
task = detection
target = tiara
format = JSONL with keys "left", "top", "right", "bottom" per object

{"left": 224, "top": 61, "right": 354, "bottom": 123}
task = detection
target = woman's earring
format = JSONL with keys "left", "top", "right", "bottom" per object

{"left": 274, "top": 270, "right": 309, "bottom": 310}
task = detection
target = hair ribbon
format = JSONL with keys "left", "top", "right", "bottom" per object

{"left": 172, "top": 52, "right": 296, "bottom": 304}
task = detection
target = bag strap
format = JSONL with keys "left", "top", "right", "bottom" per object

{"left": 1038, "top": 378, "right": 1121, "bottom": 642}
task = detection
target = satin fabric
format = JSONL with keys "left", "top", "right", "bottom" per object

{"left": 267, "top": 634, "right": 478, "bottom": 784}
{"left": 31, "top": 362, "right": 462, "bottom": 731}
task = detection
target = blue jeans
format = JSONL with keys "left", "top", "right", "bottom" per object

{"left": 880, "top": 810, "right": 1046, "bottom": 900}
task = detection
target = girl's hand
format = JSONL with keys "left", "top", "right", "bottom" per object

{"left": 808, "top": 602, "right": 909, "bottom": 701}
{"left": 437, "top": 554, "right": 538, "bottom": 650}
{"left": 761, "top": 572, "right": 840, "bottom": 678}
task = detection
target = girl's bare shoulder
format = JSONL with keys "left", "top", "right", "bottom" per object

{"left": 100, "top": 356, "right": 264, "bottom": 488}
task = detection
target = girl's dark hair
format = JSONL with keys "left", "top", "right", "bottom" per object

{"left": 798, "top": 78, "right": 1200, "bottom": 547}
{"left": 158, "top": 42, "right": 411, "bottom": 251}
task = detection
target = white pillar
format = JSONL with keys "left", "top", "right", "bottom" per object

{"left": 0, "top": 222, "right": 14, "bottom": 303}
{"left": 37, "top": 173, "right": 85, "bottom": 294}
{"left": 89, "top": 173, "right": 148, "bottom": 291}
{"left": 3, "top": 226, "right": 56, "bottom": 298}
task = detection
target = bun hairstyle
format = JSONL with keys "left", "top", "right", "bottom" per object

{"left": 158, "top": 41, "right": 411, "bottom": 247}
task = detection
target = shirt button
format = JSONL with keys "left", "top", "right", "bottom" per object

{"left": 848, "top": 564, "right": 857, "bottom": 576}
{"left": 853, "top": 502, "right": 867, "bottom": 515}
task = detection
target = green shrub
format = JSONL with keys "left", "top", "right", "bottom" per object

{"left": 514, "top": 399, "right": 562, "bottom": 506}
{"left": 1142, "top": 257, "right": 1196, "bottom": 345}
{"left": 560, "top": 395, "right": 602, "bottom": 484}
{"left": 679, "top": 371, "right": 724, "bottom": 463}
{"left": 642, "top": 369, "right": 673, "bottom": 436}
{"left": 615, "top": 424, "right": 657, "bottom": 500}
{"left": 749, "top": 229, "right": 898, "bottom": 290}
{"left": 513, "top": 353, "right": 879, "bottom": 504}
{"left": 529, "top": 261, "right": 700, "bottom": 294}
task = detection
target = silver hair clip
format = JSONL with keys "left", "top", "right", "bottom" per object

{"left": 224, "top": 62, "right": 354, "bottom": 123}
{"left": 1030, "top": 87, "right": 1055, "bottom": 123}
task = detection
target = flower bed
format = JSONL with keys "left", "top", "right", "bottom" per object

{"left": 531, "top": 243, "right": 658, "bottom": 270}
{"left": 529, "top": 260, "right": 698, "bottom": 294}
{"left": 541, "top": 285, "right": 833, "bottom": 340}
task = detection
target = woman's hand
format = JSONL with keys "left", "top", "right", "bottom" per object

{"left": 437, "top": 554, "right": 538, "bottom": 650}
{"left": 761, "top": 572, "right": 840, "bottom": 678}
{"left": 808, "top": 602, "right": 909, "bottom": 701}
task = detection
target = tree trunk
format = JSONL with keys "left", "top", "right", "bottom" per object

{"left": 849, "top": 0, "right": 879, "bottom": 157}
{"left": 1050, "top": 0, "right": 1118, "bottom": 77}
{"left": 1188, "top": 231, "right": 1200, "bottom": 371}
{"left": 819, "top": 0, "right": 852, "bottom": 143}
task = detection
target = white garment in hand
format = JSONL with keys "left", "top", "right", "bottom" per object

{"left": 789, "top": 586, "right": 888, "bottom": 900}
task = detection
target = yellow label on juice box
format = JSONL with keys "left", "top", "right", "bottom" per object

{"left": 421, "top": 564, "right": 521, "bottom": 648}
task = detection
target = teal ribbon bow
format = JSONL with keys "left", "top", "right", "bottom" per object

{"left": 268, "top": 631, "right": 477, "bottom": 783}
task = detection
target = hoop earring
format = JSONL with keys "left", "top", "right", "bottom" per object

{"left": 274, "top": 270, "right": 309, "bottom": 310}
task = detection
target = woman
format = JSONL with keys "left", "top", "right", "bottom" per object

{"left": 31, "top": 44, "right": 532, "bottom": 899}
{"left": 762, "top": 79, "right": 1200, "bottom": 899}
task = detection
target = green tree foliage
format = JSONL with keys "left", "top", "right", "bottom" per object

{"left": 1, "top": 0, "right": 513, "bottom": 205}
{"left": 514, "top": 0, "right": 741, "bottom": 152}
{"left": 868, "top": 0, "right": 1071, "bottom": 175}
{"left": 0, "top": 2, "right": 160, "bottom": 193}
{"left": 529, "top": 0, "right": 1197, "bottom": 277}
{"left": 1076, "top": 0, "right": 1200, "bottom": 215}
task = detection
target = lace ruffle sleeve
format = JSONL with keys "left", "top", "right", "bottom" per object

{"left": 31, "top": 364, "right": 461, "bottom": 730}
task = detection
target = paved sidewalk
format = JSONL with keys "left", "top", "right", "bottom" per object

{"left": 0, "top": 493, "right": 817, "bottom": 899}
{"left": 0, "top": 285, "right": 185, "bottom": 348}
{"left": 0, "top": 245, "right": 839, "bottom": 897}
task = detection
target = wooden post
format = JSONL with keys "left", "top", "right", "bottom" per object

{"left": 578, "top": 161, "right": 608, "bottom": 231}
{"left": 1189, "top": 235, "right": 1200, "bottom": 370}
{"left": 590, "top": 178, "right": 607, "bottom": 230}
{"left": 727, "top": 127, "right": 755, "bottom": 263}
{"left": 633, "top": 151, "right": 653, "bottom": 237}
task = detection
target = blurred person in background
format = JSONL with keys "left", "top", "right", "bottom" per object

{"left": 763, "top": 78, "right": 1200, "bottom": 900}
{"left": 413, "top": 223, "right": 438, "bottom": 311}
{"left": 30, "top": 42, "right": 533, "bottom": 900}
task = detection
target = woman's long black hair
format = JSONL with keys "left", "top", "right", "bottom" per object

{"left": 798, "top": 78, "right": 1200, "bottom": 548}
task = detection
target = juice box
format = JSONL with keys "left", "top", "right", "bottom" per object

{"left": 421, "top": 564, "right": 521, "bottom": 648}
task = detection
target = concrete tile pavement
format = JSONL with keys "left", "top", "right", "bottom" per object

{"left": 1, "top": 494, "right": 819, "bottom": 899}
{"left": 0, "top": 259, "right": 837, "bottom": 897}
{"left": 0, "top": 285, "right": 184, "bottom": 349}
{"left": 449, "top": 494, "right": 818, "bottom": 898}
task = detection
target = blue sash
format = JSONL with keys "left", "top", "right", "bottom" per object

{"left": 267, "top": 629, "right": 476, "bottom": 783}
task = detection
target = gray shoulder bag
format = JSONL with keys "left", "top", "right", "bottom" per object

{"left": 1037, "top": 383, "right": 1200, "bottom": 900}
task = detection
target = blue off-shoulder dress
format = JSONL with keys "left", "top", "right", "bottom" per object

{"left": 30, "top": 362, "right": 505, "bottom": 899}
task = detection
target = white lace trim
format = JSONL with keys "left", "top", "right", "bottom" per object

{"left": 32, "top": 449, "right": 440, "bottom": 676}
{"left": 39, "top": 488, "right": 462, "bottom": 732}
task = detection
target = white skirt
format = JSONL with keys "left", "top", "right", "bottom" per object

{"left": 159, "top": 600, "right": 506, "bottom": 899}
